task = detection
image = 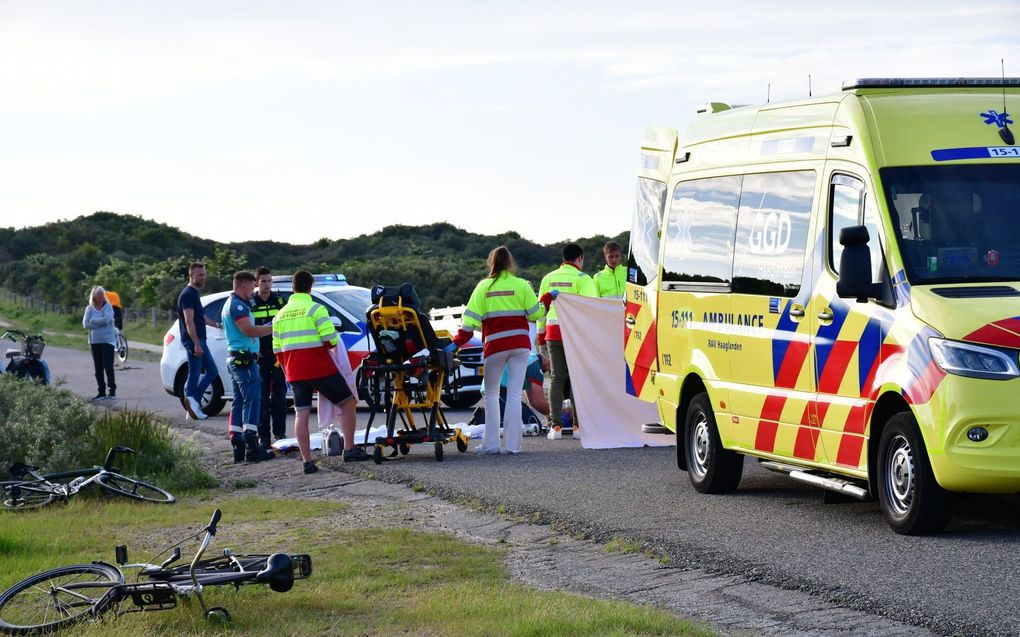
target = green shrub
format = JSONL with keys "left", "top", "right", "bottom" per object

{"left": 0, "top": 375, "right": 215, "bottom": 493}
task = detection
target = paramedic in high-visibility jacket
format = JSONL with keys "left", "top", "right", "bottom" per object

{"left": 272, "top": 270, "right": 372, "bottom": 475}
{"left": 592, "top": 240, "right": 626, "bottom": 299}
{"left": 537, "top": 243, "right": 597, "bottom": 434}
{"left": 449, "top": 246, "right": 544, "bottom": 454}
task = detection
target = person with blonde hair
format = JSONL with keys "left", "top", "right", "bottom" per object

{"left": 82, "top": 285, "right": 116, "bottom": 400}
{"left": 448, "top": 246, "right": 544, "bottom": 454}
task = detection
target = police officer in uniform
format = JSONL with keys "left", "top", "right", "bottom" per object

{"left": 222, "top": 270, "right": 275, "bottom": 463}
{"left": 253, "top": 267, "right": 288, "bottom": 448}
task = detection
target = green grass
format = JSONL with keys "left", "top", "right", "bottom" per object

{"left": 0, "top": 497, "right": 715, "bottom": 637}
{"left": 0, "top": 295, "right": 169, "bottom": 349}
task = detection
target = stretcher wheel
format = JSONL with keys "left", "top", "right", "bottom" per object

{"left": 398, "top": 443, "right": 411, "bottom": 456}
{"left": 373, "top": 445, "right": 383, "bottom": 465}
{"left": 456, "top": 437, "right": 467, "bottom": 453}
{"left": 434, "top": 442, "right": 444, "bottom": 462}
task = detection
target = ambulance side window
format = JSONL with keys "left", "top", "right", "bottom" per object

{"left": 830, "top": 174, "right": 883, "bottom": 277}
{"left": 661, "top": 176, "right": 741, "bottom": 288}
{"left": 732, "top": 171, "right": 814, "bottom": 297}
{"left": 628, "top": 178, "right": 668, "bottom": 286}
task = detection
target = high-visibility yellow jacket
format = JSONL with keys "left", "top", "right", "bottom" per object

{"left": 537, "top": 263, "right": 596, "bottom": 342}
{"left": 454, "top": 271, "right": 544, "bottom": 356}
{"left": 252, "top": 290, "right": 286, "bottom": 361}
{"left": 593, "top": 264, "right": 626, "bottom": 299}
{"left": 271, "top": 292, "right": 339, "bottom": 382}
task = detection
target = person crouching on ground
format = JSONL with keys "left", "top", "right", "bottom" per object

{"left": 272, "top": 270, "right": 372, "bottom": 474}
{"left": 83, "top": 285, "right": 116, "bottom": 400}
{"left": 448, "top": 246, "right": 545, "bottom": 454}
{"left": 222, "top": 271, "right": 275, "bottom": 463}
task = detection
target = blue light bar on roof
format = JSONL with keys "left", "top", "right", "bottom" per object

{"left": 843, "top": 77, "right": 1020, "bottom": 90}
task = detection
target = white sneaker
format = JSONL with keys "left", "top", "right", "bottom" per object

{"left": 186, "top": 397, "right": 208, "bottom": 420}
{"left": 547, "top": 428, "right": 562, "bottom": 440}
{"left": 473, "top": 445, "right": 500, "bottom": 455}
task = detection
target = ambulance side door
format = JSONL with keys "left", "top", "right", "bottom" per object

{"left": 810, "top": 170, "right": 887, "bottom": 470}
{"left": 625, "top": 133, "right": 675, "bottom": 402}
{"left": 725, "top": 170, "right": 817, "bottom": 455}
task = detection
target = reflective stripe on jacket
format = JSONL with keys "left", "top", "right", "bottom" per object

{"left": 459, "top": 272, "right": 543, "bottom": 357}
{"left": 252, "top": 290, "right": 286, "bottom": 360}
{"left": 593, "top": 264, "right": 626, "bottom": 299}
{"left": 271, "top": 292, "right": 339, "bottom": 382}
{"left": 537, "top": 263, "right": 596, "bottom": 342}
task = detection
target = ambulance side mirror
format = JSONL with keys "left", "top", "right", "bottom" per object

{"left": 330, "top": 316, "right": 343, "bottom": 332}
{"left": 836, "top": 225, "right": 883, "bottom": 303}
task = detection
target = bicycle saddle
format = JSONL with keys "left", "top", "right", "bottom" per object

{"left": 255, "top": 553, "right": 294, "bottom": 593}
{"left": 8, "top": 463, "right": 39, "bottom": 478}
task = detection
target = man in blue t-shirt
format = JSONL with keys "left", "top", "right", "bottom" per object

{"left": 177, "top": 262, "right": 222, "bottom": 421}
{"left": 221, "top": 270, "right": 274, "bottom": 463}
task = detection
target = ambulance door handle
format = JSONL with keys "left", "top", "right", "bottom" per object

{"left": 625, "top": 315, "right": 636, "bottom": 327}
{"left": 789, "top": 305, "right": 805, "bottom": 319}
{"left": 817, "top": 309, "right": 834, "bottom": 322}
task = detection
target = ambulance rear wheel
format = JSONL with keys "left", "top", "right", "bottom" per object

{"left": 685, "top": 393, "right": 743, "bottom": 493}
{"left": 877, "top": 413, "right": 951, "bottom": 535}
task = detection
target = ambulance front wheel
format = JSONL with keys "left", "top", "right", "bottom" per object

{"left": 684, "top": 393, "right": 743, "bottom": 493}
{"left": 877, "top": 413, "right": 952, "bottom": 535}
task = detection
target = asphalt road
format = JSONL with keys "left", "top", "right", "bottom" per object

{"left": 43, "top": 344, "right": 1020, "bottom": 637}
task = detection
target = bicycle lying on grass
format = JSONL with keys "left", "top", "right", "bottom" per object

{"left": 1, "top": 447, "right": 175, "bottom": 510}
{"left": 0, "top": 509, "right": 313, "bottom": 634}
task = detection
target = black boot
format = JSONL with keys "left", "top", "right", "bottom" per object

{"left": 244, "top": 432, "right": 275, "bottom": 463}
{"left": 231, "top": 438, "right": 246, "bottom": 464}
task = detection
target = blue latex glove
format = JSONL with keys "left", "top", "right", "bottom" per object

{"left": 443, "top": 343, "right": 458, "bottom": 354}
{"left": 550, "top": 289, "right": 560, "bottom": 300}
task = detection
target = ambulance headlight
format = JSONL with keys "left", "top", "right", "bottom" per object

{"left": 928, "top": 338, "right": 1020, "bottom": 380}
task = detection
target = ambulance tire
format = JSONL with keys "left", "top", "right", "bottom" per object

{"left": 685, "top": 393, "right": 743, "bottom": 493}
{"left": 877, "top": 413, "right": 952, "bottom": 535}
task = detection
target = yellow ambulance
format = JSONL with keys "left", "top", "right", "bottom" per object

{"left": 624, "top": 78, "right": 1020, "bottom": 534}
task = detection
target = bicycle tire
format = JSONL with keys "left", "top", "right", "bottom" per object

{"left": 0, "top": 563, "right": 123, "bottom": 634}
{"left": 1, "top": 484, "right": 56, "bottom": 511}
{"left": 94, "top": 474, "right": 175, "bottom": 504}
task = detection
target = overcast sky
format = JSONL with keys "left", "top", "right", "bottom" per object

{"left": 1, "top": 1, "right": 1018, "bottom": 245}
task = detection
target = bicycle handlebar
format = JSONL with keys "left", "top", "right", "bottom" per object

{"left": 207, "top": 509, "right": 222, "bottom": 536}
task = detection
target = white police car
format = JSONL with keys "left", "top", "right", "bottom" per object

{"left": 428, "top": 305, "right": 483, "bottom": 409}
{"left": 160, "top": 277, "right": 373, "bottom": 417}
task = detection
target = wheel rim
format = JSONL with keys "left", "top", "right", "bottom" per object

{"left": 0, "top": 566, "right": 120, "bottom": 630}
{"left": 2, "top": 485, "right": 55, "bottom": 510}
{"left": 884, "top": 434, "right": 915, "bottom": 516}
{"left": 97, "top": 475, "right": 174, "bottom": 503}
{"left": 689, "top": 412, "right": 710, "bottom": 479}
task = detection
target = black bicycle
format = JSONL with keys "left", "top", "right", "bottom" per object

{"left": 0, "top": 509, "right": 313, "bottom": 634}
{"left": 1, "top": 447, "right": 175, "bottom": 510}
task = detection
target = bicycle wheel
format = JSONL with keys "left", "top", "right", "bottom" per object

{"left": 115, "top": 335, "right": 128, "bottom": 363}
{"left": 1, "top": 484, "right": 56, "bottom": 511}
{"left": 95, "top": 474, "right": 175, "bottom": 504}
{"left": 0, "top": 563, "right": 123, "bottom": 634}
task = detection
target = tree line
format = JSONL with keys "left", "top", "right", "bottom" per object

{"left": 0, "top": 212, "right": 628, "bottom": 312}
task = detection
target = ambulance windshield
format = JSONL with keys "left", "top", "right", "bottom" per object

{"left": 881, "top": 164, "right": 1020, "bottom": 284}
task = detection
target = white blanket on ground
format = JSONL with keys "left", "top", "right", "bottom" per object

{"left": 555, "top": 294, "right": 670, "bottom": 449}
{"left": 271, "top": 422, "right": 483, "bottom": 453}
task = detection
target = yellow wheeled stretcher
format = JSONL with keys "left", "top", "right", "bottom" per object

{"left": 359, "top": 284, "right": 469, "bottom": 463}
